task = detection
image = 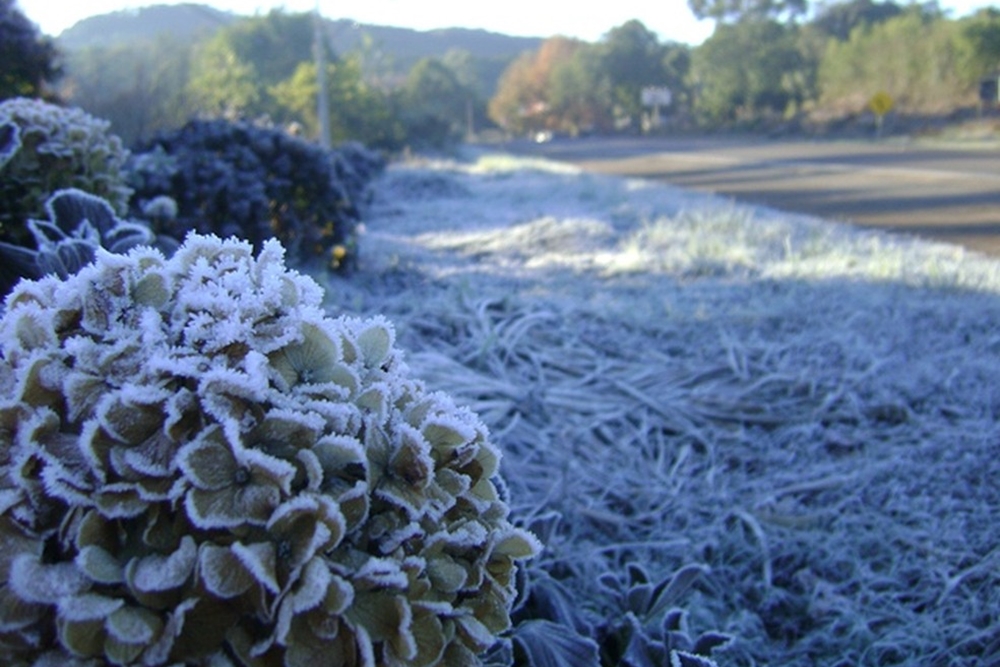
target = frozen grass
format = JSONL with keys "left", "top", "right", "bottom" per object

{"left": 324, "top": 150, "right": 1000, "bottom": 666}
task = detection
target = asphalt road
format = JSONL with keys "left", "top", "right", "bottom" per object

{"left": 507, "top": 136, "right": 1000, "bottom": 257}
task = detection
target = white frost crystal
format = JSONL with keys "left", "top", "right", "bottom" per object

{"left": 0, "top": 233, "right": 538, "bottom": 666}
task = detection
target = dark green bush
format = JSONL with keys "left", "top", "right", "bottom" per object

{"left": 128, "top": 119, "right": 385, "bottom": 272}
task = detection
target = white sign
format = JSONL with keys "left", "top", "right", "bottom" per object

{"left": 641, "top": 87, "right": 672, "bottom": 107}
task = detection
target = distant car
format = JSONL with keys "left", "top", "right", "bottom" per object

{"left": 533, "top": 130, "right": 553, "bottom": 143}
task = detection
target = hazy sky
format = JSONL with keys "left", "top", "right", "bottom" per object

{"left": 18, "top": 0, "right": 999, "bottom": 46}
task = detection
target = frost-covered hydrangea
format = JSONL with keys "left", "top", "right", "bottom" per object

{"left": 0, "top": 98, "right": 132, "bottom": 248}
{"left": 0, "top": 233, "right": 537, "bottom": 666}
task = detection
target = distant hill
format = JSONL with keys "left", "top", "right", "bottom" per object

{"left": 56, "top": 4, "right": 543, "bottom": 67}
{"left": 56, "top": 4, "right": 237, "bottom": 48}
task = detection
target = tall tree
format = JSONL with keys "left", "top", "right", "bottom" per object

{"left": 488, "top": 36, "right": 587, "bottom": 135}
{"left": 548, "top": 46, "right": 614, "bottom": 135}
{"left": 812, "top": 0, "right": 903, "bottom": 41}
{"left": 398, "top": 57, "right": 472, "bottom": 147}
{"left": 691, "top": 20, "right": 804, "bottom": 124}
{"left": 187, "top": 9, "right": 331, "bottom": 122}
{"left": 688, "top": 0, "right": 807, "bottom": 22}
{"left": 957, "top": 8, "right": 1000, "bottom": 84}
{"left": 598, "top": 20, "right": 671, "bottom": 128}
{"left": 268, "top": 57, "right": 402, "bottom": 149}
{"left": 0, "top": 0, "right": 61, "bottom": 100}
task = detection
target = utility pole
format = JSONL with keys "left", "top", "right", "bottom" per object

{"left": 314, "top": 0, "right": 331, "bottom": 149}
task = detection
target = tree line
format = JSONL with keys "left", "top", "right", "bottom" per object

{"left": 4, "top": 0, "right": 1000, "bottom": 150}
{"left": 490, "top": 1, "right": 1000, "bottom": 136}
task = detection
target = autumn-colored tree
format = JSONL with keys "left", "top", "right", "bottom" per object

{"left": 488, "top": 36, "right": 588, "bottom": 135}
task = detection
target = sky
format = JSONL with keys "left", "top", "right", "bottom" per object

{"left": 17, "top": 0, "right": 999, "bottom": 46}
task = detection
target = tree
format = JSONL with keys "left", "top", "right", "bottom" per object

{"left": 598, "top": 20, "right": 671, "bottom": 127}
{"left": 688, "top": 0, "right": 807, "bottom": 23}
{"left": 187, "top": 39, "right": 261, "bottom": 118}
{"left": 488, "top": 37, "right": 588, "bottom": 135}
{"left": 691, "top": 20, "right": 804, "bottom": 124}
{"left": 817, "top": 8, "right": 970, "bottom": 114}
{"left": 812, "top": 0, "right": 903, "bottom": 41}
{"left": 0, "top": 0, "right": 61, "bottom": 100}
{"left": 956, "top": 8, "right": 1000, "bottom": 84}
{"left": 268, "top": 58, "right": 402, "bottom": 149}
{"left": 548, "top": 46, "right": 614, "bottom": 135}
{"left": 187, "top": 10, "right": 330, "bottom": 122}
{"left": 398, "top": 58, "right": 472, "bottom": 147}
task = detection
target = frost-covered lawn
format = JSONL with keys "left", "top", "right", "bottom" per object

{"left": 325, "top": 151, "right": 1000, "bottom": 666}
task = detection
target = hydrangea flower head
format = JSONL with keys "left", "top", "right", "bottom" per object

{"left": 0, "top": 233, "right": 538, "bottom": 666}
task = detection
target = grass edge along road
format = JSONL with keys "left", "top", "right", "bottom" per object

{"left": 507, "top": 136, "right": 1000, "bottom": 258}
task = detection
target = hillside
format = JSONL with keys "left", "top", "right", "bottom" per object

{"left": 56, "top": 3, "right": 543, "bottom": 65}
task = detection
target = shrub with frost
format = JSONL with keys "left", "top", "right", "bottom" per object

{"left": 0, "top": 233, "right": 537, "bottom": 666}
{"left": 0, "top": 98, "right": 132, "bottom": 248}
{"left": 0, "top": 189, "right": 156, "bottom": 296}
{"left": 128, "top": 119, "right": 385, "bottom": 272}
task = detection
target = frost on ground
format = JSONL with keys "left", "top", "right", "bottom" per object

{"left": 325, "top": 151, "right": 1000, "bottom": 666}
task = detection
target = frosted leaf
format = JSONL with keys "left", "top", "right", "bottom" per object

{"left": 186, "top": 482, "right": 282, "bottom": 530}
{"left": 321, "top": 574, "right": 355, "bottom": 617}
{"left": 267, "top": 495, "right": 340, "bottom": 568}
{"left": 57, "top": 616, "right": 106, "bottom": 658}
{"left": 198, "top": 543, "right": 254, "bottom": 599}
{"left": 94, "top": 389, "right": 165, "bottom": 445}
{"left": 132, "top": 270, "right": 170, "bottom": 309}
{"left": 290, "top": 557, "right": 331, "bottom": 615}
{"left": 125, "top": 535, "right": 196, "bottom": 593}
{"left": 0, "top": 584, "right": 46, "bottom": 632}
{"left": 57, "top": 592, "right": 124, "bottom": 622}
{"left": 10, "top": 554, "right": 90, "bottom": 603}
{"left": 347, "top": 591, "right": 416, "bottom": 662}
{"left": 117, "top": 429, "right": 178, "bottom": 479}
{"left": 269, "top": 323, "right": 341, "bottom": 389}
{"left": 177, "top": 432, "right": 238, "bottom": 490}
{"left": 409, "top": 604, "right": 447, "bottom": 667}
{"left": 3, "top": 302, "right": 55, "bottom": 355}
{"left": 355, "top": 319, "right": 393, "bottom": 369}
{"left": 63, "top": 373, "right": 108, "bottom": 424}
{"left": 231, "top": 541, "right": 279, "bottom": 594}
{"left": 421, "top": 414, "right": 477, "bottom": 452}
{"left": 16, "top": 354, "right": 61, "bottom": 407}
{"left": 353, "top": 557, "right": 408, "bottom": 590}
{"left": 142, "top": 597, "right": 198, "bottom": 666}
{"left": 74, "top": 545, "right": 124, "bottom": 585}
{"left": 429, "top": 522, "right": 489, "bottom": 552}
{"left": 105, "top": 605, "right": 162, "bottom": 644}
{"left": 94, "top": 482, "right": 148, "bottom": 519}
{"left": 454, "top": 613, "right": 496, "bottom": 653}
{"left": 427, "top": 557, "right": 468, "bottom": 594}
{"left": 296, "top": 448, "right": 323, "bottom": 492}
{"left": 355, "top": 383, "right": 390, "bottom": 421}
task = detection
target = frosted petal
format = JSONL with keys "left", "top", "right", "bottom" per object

{"left": 10, "top": 555, "right": 90, "bottom": 604}
{"left": 126, "top": 535, "right": 196, "bottom": 593}
{"left": 269, "top": 323, "right": 341, "bottom": 388}
{"left": 232, "top": 541, "right": 279, "bottom": 594}
{"left": 291, "top": 557, "right": 330, "bottom": 614}
{"left": 75, "top": 545, "right": 124, "bottom": 585}
{"left": 177, "top": 436, "right": 236, "bottom": 490}
{"left": 355, "top": 319, "right": 393, "bottom": 369}
{"left": 199, "top": 543, "right": 254, "bottom": 599}
{"left": 94, "top": 482, "right": 148, "bottom": 519}
{"left": 57, "top": 592, "right": 124, "bottom": 622}
{"left": 105, "top": 605, "right": 162, "bottom": 644}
